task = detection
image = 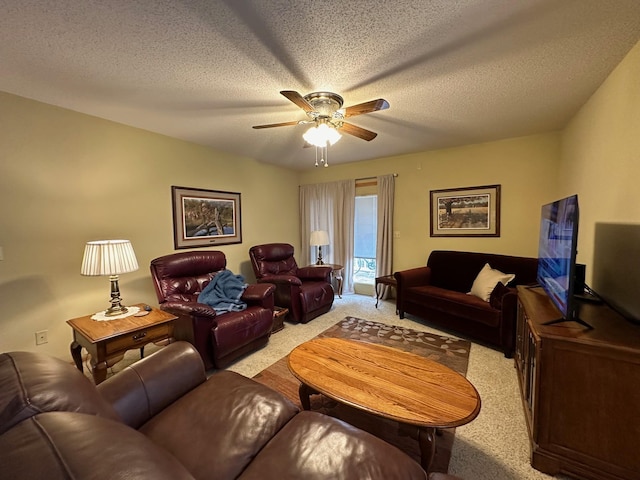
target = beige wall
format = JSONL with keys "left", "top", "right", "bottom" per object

{"left": 0, "top": 92, "right": 300, "bottom": 358}
{"left": 300, "top": 133, "right": 561, "bottom": 272}
{"left": 299, "top": 38, "right": 640, "bottom": 290}
{"left": 560, "top": 40, "right": 640, "bottom": 282}
{"left": 1, "top": 38, "right": 638, "bottom": 360}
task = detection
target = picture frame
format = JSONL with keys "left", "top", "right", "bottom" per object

{"left": 171, "top": 186, "right": 242, "bottom": 249}
{"left": 430, "top": 184, "right": 501, "bottom": 237}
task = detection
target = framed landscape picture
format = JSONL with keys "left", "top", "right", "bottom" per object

{"left": 430, "top": 184, "right": 501, "bottom": 237}
{"left": 172, "top": 186, "right": 242, "bottom": 249}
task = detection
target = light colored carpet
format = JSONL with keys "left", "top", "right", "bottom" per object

{"left": 100, "top": 294, "right": 569, "bottom": 479}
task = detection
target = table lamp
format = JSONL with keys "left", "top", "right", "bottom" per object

{"left": 310, "top": 230, "right": 329, "bottom": 265}
{"left": 81, "top": 239, "right": 139, "bottom": 316}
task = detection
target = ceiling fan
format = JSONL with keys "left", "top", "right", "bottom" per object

{"left": 252, "top": 90, "right": 390, "bottom": 142}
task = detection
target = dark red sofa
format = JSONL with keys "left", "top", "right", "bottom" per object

{"left": 395, "top": 250, "right": 538, "bottom": 357}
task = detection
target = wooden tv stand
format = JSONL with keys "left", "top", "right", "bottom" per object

{"left": 516, "top": 286, "right": 640, "bottom": 480}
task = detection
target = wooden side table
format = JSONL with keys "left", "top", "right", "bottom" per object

{"left": 67, "top": 304, "right": 177, "bottom": 384}
{"left": 375, "top": 274, "right": 397, "bottom": 308}
{"left": 309, "top": 264, "right": 344, "bottom": 298}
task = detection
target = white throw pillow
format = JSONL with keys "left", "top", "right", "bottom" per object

{"left": 469, "top": 263, "right": 516, "bottom": 302}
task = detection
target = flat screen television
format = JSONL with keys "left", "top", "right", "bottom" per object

{"left": 536, "top": 194, "right": 591, "bottom": 328}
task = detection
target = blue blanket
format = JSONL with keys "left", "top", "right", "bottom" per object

{"left": 197, "top": 270, "right": 248, "bottom": 315}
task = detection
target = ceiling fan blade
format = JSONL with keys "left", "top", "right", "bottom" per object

{"left": 280, "top": 90, "right": 315, "bottom": 113}
{"left": 252, "top": 120, "right": 302, "bottom": 129}
{"left": 342, "top": 99, "right": 389, "bottom": 118}
{"left": 340, "top": 122, "right": 378, "bottom": 141}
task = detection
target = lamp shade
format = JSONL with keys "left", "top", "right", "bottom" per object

{"left": 81, "top": 240, "right": 139, "bottom": 276}
{"left": 310, "top": 230, "right": 330, "bottom": 247}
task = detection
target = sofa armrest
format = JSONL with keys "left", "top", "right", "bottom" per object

{"left": 97, "top": 342, "right": 206, "bottom": 429}
{"left": 259, "top": 275, "right": 303, "bottom": 287}
{"left": 241, "top": 283, "right": 275, "bottom": 309}
{"left": 297, "top": 266, "right": 332, "bottom": 282}
{"left": 394, "top": 267, "right": 432, "bottom": 318}
{"left": 394, "top": 266, "right": 432, "bottom": 288}
{"left": 498, "top": 289, "right": 519, "bottom": 358}
{"left": 163, "top": 301, "right": 218, "bottom": 319}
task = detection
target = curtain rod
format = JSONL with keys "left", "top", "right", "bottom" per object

{"left": 355, "top": 173, "right": 398, "bottom": 181}
{"left": 299, "top": 174, "right": 398, "bottom": 187}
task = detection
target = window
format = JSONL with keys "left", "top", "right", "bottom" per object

{"left": 353, "top": 195, "right": 376, "bottom": 284}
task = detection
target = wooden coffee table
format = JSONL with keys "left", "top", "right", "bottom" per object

{"left": 288, "top": 337, "right": 481, "bottom": 471}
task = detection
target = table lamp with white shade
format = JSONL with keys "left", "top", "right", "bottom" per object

{"left": 81, "top": 239, "right": 139, "bottom": 316}
{"left": 310, "top": 230, "right": 330, "bottom": 265}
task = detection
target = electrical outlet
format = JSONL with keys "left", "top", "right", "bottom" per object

{"left": 35, "top": 330, "right": 48, "bottom": 345}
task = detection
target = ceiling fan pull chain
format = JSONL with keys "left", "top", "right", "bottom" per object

{"left": 315, "top": 144, "right": 329, "bottom": 168}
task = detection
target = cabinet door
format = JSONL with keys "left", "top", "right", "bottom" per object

{"left": 537, "top": 341, "right": 640, "bottom": 477}
{"left": 516, "top": 301, "right": 537, "bottom": 434}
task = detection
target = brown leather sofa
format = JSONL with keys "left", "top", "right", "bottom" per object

{"left": 395, "top": 250, "right": 538, "bottom": 357}
{"left": 150, "top": 251, "right": 275, "bottom": 369}
{"left": 0, "top": 341, "right": 430, "bottom": 480}
{"left": 249, "top": 243, "right": 334, "bottom": 323}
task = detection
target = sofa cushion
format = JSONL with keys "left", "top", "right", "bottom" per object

{"left": 406, "top": 285, "right": 501, "bottom": 327}
{"left": 469, "top": 263, "right": 515, "bottom": 301}
{"left": 139, "top": 370, "right": 299, "bottom": 480}
{"left": 97, "top": 340, "right": 207, "bottom": 429}
{"left": 0, "top": 412, "right": 194, "bottom": 480}
{"left": 426, "top": 250, "right": 537, "bottom": 292}
{"left": 0, "top": 351, "right": 120, "bottom": 435}
{"left": 238, "top": 411, "right": 428, "bottom": 480}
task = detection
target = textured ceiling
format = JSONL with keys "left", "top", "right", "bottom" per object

{"left": 2, "top": 0, "right": 640, "bottom": 170}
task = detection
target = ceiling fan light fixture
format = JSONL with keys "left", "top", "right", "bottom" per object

{"left": 303, "top": 123, "right": 341, "bottom": 147}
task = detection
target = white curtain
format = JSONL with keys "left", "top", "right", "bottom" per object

{"left": 376, "top": 174, "right": 395, "bottom": 299}
{"left": 300, "top": 179, "right": 355, "bottom": 294}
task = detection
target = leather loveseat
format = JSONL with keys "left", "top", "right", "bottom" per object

{"left": 395, "top": 250, "right": 538, "bottom": 357}
{"left": 0, "top": 341, "right": 430, "bottom": 480}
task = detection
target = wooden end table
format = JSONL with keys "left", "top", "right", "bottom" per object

{"left": 288, "top": 337, "right": 481, "bottom": 472}
{"left": 67, "top": 304, "right": 177, "bottom": 384}
{"left": 375, "top": 274, "right": 397, "bottom": 308}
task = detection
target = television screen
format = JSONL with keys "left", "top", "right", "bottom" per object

{"left": 536, "top": 194, "right": 579, "bottom": 320}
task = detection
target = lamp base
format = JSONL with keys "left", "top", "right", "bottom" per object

{"left": 104, "top": 304, "right": 129, "bottom": 316}
{"left": 104, "top": 274, "right": 128, "bottom": 316}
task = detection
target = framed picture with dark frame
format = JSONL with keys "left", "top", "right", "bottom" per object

{"left": 430, "top": 184, "right": 501, "bottom": 237}
{"left": 171, "top": 186, "right": 242, "bottom": 249}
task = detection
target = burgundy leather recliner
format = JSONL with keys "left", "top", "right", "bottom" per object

{"left": 150, "top": 251, "right": 275, "bottom": 369}
{"left": 249, "top": 243, "right": 334, "bottom": 323}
